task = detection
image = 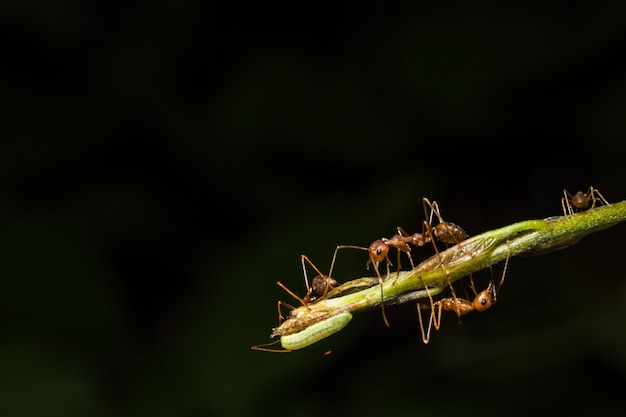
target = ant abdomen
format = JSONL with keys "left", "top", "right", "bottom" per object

{"left": 432, "top": 222, "right": 468, "bottom": 245}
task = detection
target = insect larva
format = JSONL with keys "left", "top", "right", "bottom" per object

{"left": 280, "top": 312, "right": 353, "bottom": 350}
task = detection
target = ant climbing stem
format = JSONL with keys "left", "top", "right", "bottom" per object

{"left": 561, "top": 186, "right": 610, "bottom": 216}
{"left": 416, "top": 240, "right": 511, "bottom": 344}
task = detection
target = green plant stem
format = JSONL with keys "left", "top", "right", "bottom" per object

{"left": 270, "top": 201, "right": 626, "bottom": 340}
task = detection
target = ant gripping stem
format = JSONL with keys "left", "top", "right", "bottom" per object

{"left": 416, "top": 240, "right": 510, "bottom": 344}
{"left": 421, "top": 197, "right": 469, "bottom": 316}
{"left": 561, "top": 186, "right": 610, "bottom": 216}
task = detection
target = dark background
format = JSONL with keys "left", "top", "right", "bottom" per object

{"left": 2, "top": 2, "right": 626, "bottom": 416}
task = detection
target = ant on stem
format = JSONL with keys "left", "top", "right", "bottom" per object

{"left": 416, "top": 240, "right": 510, "bottom": 344}
{"left": 372, "top": 198, "right": 469, "bottom": 279}
{"left": 363, "top": 230, "right": 430, "bottom": 327}
{"left": 274, "top": 250, "right": 346, "bottom": 321}
{"left": 331, "top": 229, "right": 429, "bottom": 328}
{"left": 420, "top": 197, "right": 470, "bottom": 316}
{"left": 251, "top": 250, "right": 346, "bottom": 354}
{"left": 561, "top": 186, "right": 609, "bottom": 216}
{"left": 422, "top": 197, "right": 468, "bottom": 246}
{"left": 336, "top": 198, "right": 470, "bottom": 327}
{"left": 332, "top": 241, "right": 394, "bottom": 328}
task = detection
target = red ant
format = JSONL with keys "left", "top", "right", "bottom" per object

{"left": 561, "top": 186, "right": 609, "bottom": 216}
{"left": 337, "top": 198, "right": 470, "bottom": 327}
{"left": 416, "top": 240, "right": 510, "bottom": 344}
{"left": 368, "top": 198, "right": 468, "bottom": 277}
{"left": 332, "top": 240, "right": 395, "bottom": 328}
{"left": 251, "top": 251, "right": 344, "bottom": 354}
{"left": 329, "top": 230, "right": 428, "bottom": 328}
{"left": 313, "top": 198, "right": 468, "bottom": 329}
{"left": 271, "top": 250, "right": 347, "bottom": 327}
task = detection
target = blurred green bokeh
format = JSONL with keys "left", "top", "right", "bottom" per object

{"left": 1, "top": 2, "right": 625, "bottom": 416}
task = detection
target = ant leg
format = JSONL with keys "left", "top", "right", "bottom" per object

{"left": 416, "top": 299, "right": 443, "bottom": 344}
{"left": 386, "top": 237, "right": 415, "bottom": 282}
{"left": 415, "top": 273, "right": 437, "bottom": 344}
{"left": 251, "top": 339, "right": 293, "bottom": 353}
{"left": 561, "top": 189, "right": 574, "bottom": 215}
{"left": 423, "top": 197, "right": 440, "bottom": 225}
{"left": 300, "top": 255, "right": 317, "bottom": 297}
{"left": 416, "top": 302, "right": 432, "bottom": 344}
{"left": 251, "top": 339, "right": 331, "bottom": 355}
{"left": 466, "top": 270, "right": 483, "bottom": 297}
{"left": 400, "top": 244, "right": 416, "bottom": 271}
{"left": 591, "top": 186, "right": 610, "bottom": 208}
{"left": 459, "top": 272, "right": 475, "bottom": 299}
{"left": 334, "top": 243, "right": 391, "bottom": 327}
{"left": 422, "top": 218, "right": 462, "bottom": 317}
{"left": 327, "top": 245, "right": 346, "bottom": 278}
{"left": 493, "top": 240, "right": 511, "bottom": 303}
{"left": 276, "top": 281, "right": 309, "bottom": 307}
{"left": 372, "top": 261, "right": 391, "bottom": 327}
{"left": 418, "top": 276, "right": 442, "bottom": 330}
{"left": 301, "top": 254, "right": 339, "bottom": 298}
{"left": 585, "top": 186, "right": 596, "bottom": 208}
{"left": 320, "top": 244, "right": 369, "bottom": 298}
{"left": 416, "top": 303, "right": 428, "bottom": 343}
{"left": 472, "top": 240, "right": 511, "bottom": 312}
{"left": 366, "top": 240, "right": 392, "bottom": 327}
{"left": 443, "top": 265, "right": 461, "bottom": 317}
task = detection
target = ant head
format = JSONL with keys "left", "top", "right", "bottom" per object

{"left": 472, "top": 282, "right": 495, "bottom": 312}
{"left": 368, "top": 239, "right": 389, "bottom": 263}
